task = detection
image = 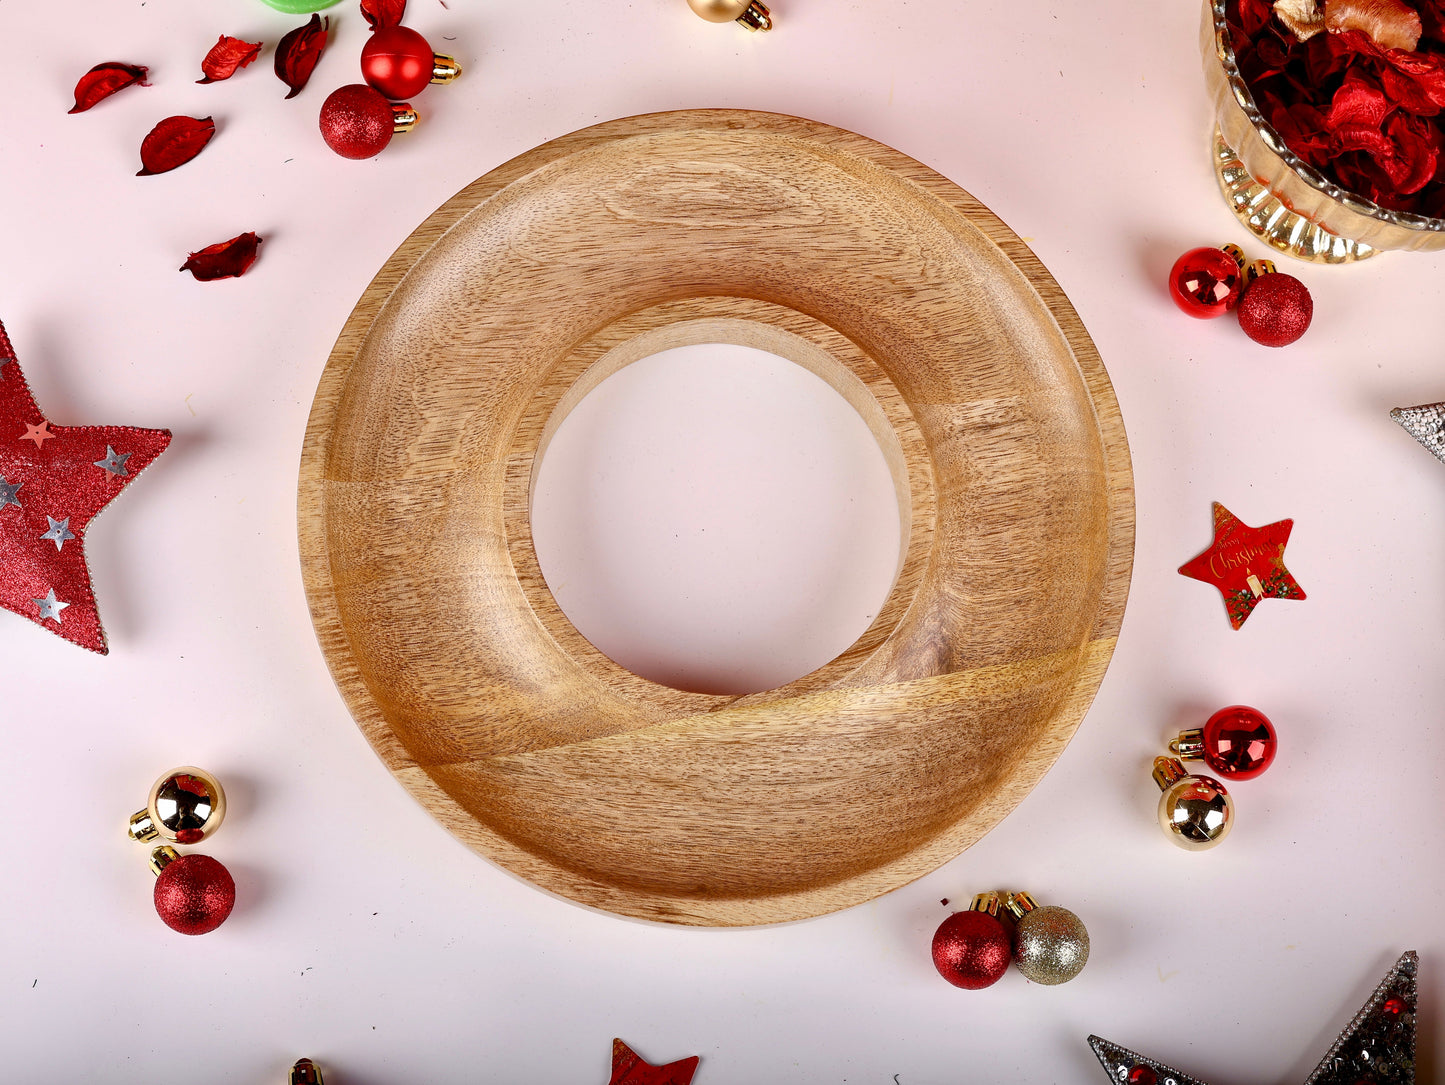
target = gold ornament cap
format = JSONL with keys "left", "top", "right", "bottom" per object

{"left": 430, "top": 54, "right": 461, "bottom": 84}
{"left": 1154, "top": 757, "right": 1234, "bottom": 851}
{"left": 149, "top": 844, "right": 180, "bottom": 877}
{"left": 686, "top": 0, "right": 773, "bottom": 30}
{"left": 391, "top": 103, "right": 419, "bottom": 134}
{"left": 1245, "top": 258, "right": 1277, "bottom": 284}
{"left": 291, "top": 1059, "right": 325, "bottom": 1085}
{"left": 1002, "top": 890, "right": 1038, "bottom": 920}
{"left": 128, "top": 767, "right": 226, "bottom": 845}
{"left": 1221, "top": 243, "right": 1247, "bottom": 270}
{"left": 969, "top": 891, "right": 1000, "bottom": 916}
{"left": 1169, "top": 728, "right": 1207, "bottom": 760}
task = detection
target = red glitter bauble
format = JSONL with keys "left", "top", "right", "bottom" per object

{"left": 1168, "top": 247, "right": 1243, "bottom": 318}
{"left": 361, "top": 26, "right": 435, "bottom": 100}
{"left": 154, "top": 854, "right": 235, "bottom": 935}
{"left": 1201, "top": 705, "right": 1277, "bottom": 780}
{"left": 931, "top": 911, "right": 1011, "bottom": 990}
{"left": 1237, "top": 272, "right": 1313, "bottom": 346}
{"left": 319, "top": 84, "right": 396, "bottom": 159}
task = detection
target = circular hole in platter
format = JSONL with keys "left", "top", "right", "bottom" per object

{"left": 530, "top": 342, "right": 904, "bottom": 696}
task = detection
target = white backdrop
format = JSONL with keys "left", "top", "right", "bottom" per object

{"left": 1, "top": 0, "right": 1443, "bottom": 1082}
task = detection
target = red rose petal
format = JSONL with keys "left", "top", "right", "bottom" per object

{"left": 275, "top": 14, "right": 329, "bottom": 99}
{"left": 180, "top": 232, "right": 262, "bottom": 281}
{"left": 198, "top": 35, "right": 263, "bottom": 84}
{"left": 136, "top": 115, "right": 216, "bottom": 176}
{"left": 1328, "top": 71, "right": 1391, "bottom": 126}
{"left": 360, "top": 0, "right": 407, "bottom": 31}
{"left": 68, "top": 62, "right": 149, "bottom": 114}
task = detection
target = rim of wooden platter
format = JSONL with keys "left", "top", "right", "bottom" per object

{"left": 298, "top": 109, "right": 1134, "bottom": 926}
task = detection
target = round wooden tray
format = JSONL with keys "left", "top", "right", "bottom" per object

{"left": 298, "top": 110, "right": 1134, "bottom": 926}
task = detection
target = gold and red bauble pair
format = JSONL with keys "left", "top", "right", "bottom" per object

{"left": 319, "top": 25, "right": 460, "bottom": 159}
{"left": 1153, "top": 705, "right": 1278, "bottom": 851}
{"left": 128, "top": 766, "right": 234, "bottom": 935}
{"left": 931, "top": 891, "right": 1089, "bottom": 990}
{"left": 1168, "top": 244, "right": 1314, "bottom": 347}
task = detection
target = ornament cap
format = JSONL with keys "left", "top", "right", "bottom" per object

{"left": 969, "top": 891, "right": 1000, "bottom": 916}
{"left": 1002, "top": 890, "right": 1038, "bottom": 920}
{"left": 430, "top": 54, "right": 461, "bottom": 84}
{"left": 391, "top": 102, "right": 419, "bottom": 133}
{"left": 1245, "top": 258, "right": 1277, "bottom": 283}
{"left": 1152, "top": 755, "right": 1187, "bottom": 791}
{"left": 149, "top": 844, "right": 180, "bottom": 876}
{"left": 1169, "top": 728, "right": 1206, "bottom": 760}
{"left": 290, "top": 1058, "right": 325, "bottom": 1085}
{"left": 1220, "top": 243, "right": 1247, "bottom": 269}
{"left": 127, "top": 810, "right": 159, "bottom": 842}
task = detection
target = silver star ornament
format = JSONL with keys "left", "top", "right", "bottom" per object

{"left": 1091, "top": 952, "right": 1418, "bottom": 1085}
{"left": 1391, "top": 403, "right": 1445, "bottom": 465}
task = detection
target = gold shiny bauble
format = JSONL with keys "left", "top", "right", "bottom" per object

{"left": 1153, "top": 756, "right": 1232, "bottom": 851}
{"left": 686, "top": 0, "right": 773, "bottom": 31}
{"left": 1015, "top": 905, "right": 1090, "bottom": 985}
{"left": 128, "top": 766, "right": 226, "bottom": 845}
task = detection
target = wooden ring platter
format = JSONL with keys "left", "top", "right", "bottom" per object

{"left": 298, "top": 110, "right": 1134, "bottom": 926}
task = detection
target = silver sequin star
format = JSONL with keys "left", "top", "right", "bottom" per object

{"left": 40, "top": 516, "right": 74, "bottom": 551}
{"left": 92, "top": 446, "right": 131, "bottom": 476}
{"left": 0, "top": 476, "right": 20, "bottom": 509}
{"left": 1392, "top": 403, "right": 1445, "bottom": 465}
{"left": 32, "top": 590, "right": 69, "bottom": 624}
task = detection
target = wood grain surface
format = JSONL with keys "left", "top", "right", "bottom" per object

{"left": 297, "top": 110, "right": 1135, "bottom": 925}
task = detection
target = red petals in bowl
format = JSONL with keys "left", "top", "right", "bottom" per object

{"left": 69, "top": 62, "right": 149, "bottom": 114}
{"left": 198, "top": 36, "right": 264, "bottom": 84}
{"left": 136, "top": 115, "right": 216, "bottom": 176}
{"left": 1228, "top": 0, "right": 1445, "bottom": 215}
{"left": 181, "top": 232, "right": 262, "bottom": 280}
{"left": 275, "top": 14, "right": 329, "bottom": 99}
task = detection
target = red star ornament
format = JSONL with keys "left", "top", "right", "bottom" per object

{"left": 0, "top": 319, "right": 170, "bottom": 653}
{"left": 1178, "top": 502, "right": 1305, "bottom": 630}
{"left": 609, "top": 1039, "right": 699, "bottom": 1085}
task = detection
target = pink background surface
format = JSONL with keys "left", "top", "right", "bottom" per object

{"left": 2, "top": 0, "right": 1444, "bottom": 1082}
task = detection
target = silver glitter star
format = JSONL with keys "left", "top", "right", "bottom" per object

{"left": 32, "top": 589, "right": 70, "bottom": 624}
{"left": 92, "top": 446, "right": 131, "bottom": 476}
{"left": 0, "top": 475, "right": 20, "bottom": 509}
{"left": 1091, "top": 952, "right": 1418, "bottom": 1085}
{"left": 40, "top": 516, "right": 74, "bottom": 551}
{"left": 1391, "top": 403, "right": 1445, "bottom": 465}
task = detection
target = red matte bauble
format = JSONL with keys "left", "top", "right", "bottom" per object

{"left": 154, "top": 854, "right": 235, "bottom": 935}
{"left": 320, "top": 84, "right": 396, "bottom": 159}
{"left": 1237, "top": 272, "right": 1312, "bottom": 346}
{"left": 361, "top": 26, "right": 436, "bottom": 100}
{"left": 1201, "top": 705, "right": 1277, "bottom": 780}
{"left": 931, "top": 911, "right": 1011, "bottom": 990}
{"left": 1168, "top": 247, "right": 1243, "bottom": 318}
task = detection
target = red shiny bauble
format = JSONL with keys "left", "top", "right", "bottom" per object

{"left": 361, "top": 26, "right": 436, "bottom": 100}
{"left": 154, "top": 854, "right": 235, "bottom": 935}
{"left": 931, "top": 911, "right": 1011, "bottom": 990}
{"left": 320, "top": 84, "right": 397, "bottom": 159}
{"left": 1168, "top": 247, "right": 1243, "bottom": 318}
{"left": 1201, "top": 705, "right": 1277, "bottom": 780}
{"left": 1237, "top": 271, "right": 1312, "bottom": 346}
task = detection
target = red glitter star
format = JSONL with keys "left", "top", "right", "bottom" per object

{"left": 0, "top": 319, "right": 170, "bottom": 653}
{"left": 1178, "top": 502, "right": 1305, "bottom": 630}
{"left": 609, "top": 1039, "right": 699, "bottom": 1085}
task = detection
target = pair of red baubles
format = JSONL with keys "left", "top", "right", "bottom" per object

{"left": 320, "top": 26, "right": 461, "bottom": 160}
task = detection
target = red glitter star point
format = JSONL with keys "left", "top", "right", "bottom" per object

{"left": 1178, "top": 502, "right": 1305, "bottom": 630}
{"left": 0, "top": 319, "right": 170, "bottom": 653}
{"left": 609, "top": 1039, "right": 699, "bottom": 1085}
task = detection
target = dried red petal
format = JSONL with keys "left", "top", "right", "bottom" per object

{"left": 68, "top": 62, "right": 149, "bottom": 114}
{"left": 1327, "top": 70, "right": 1391, "bottom": 126}
{"left": 275, "top": 14, "right": 329, "bottom": 99}
{"left": 198, "top": 35, "right": 263, "bottom": 84}
{"left": 136, "top": 115, "right": 216, "bottom": 176}
{"left": 180, "top": 232, "right": 262, "bottom": 281}
{"left": 360, "top": 0, "right": 407, "bottom": 31}
{"left": 1324, "top": 0, "right": 1422, "bottom": 51}
{"left": 1380, "top": 48, "right": 1445, "bottom": 114}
